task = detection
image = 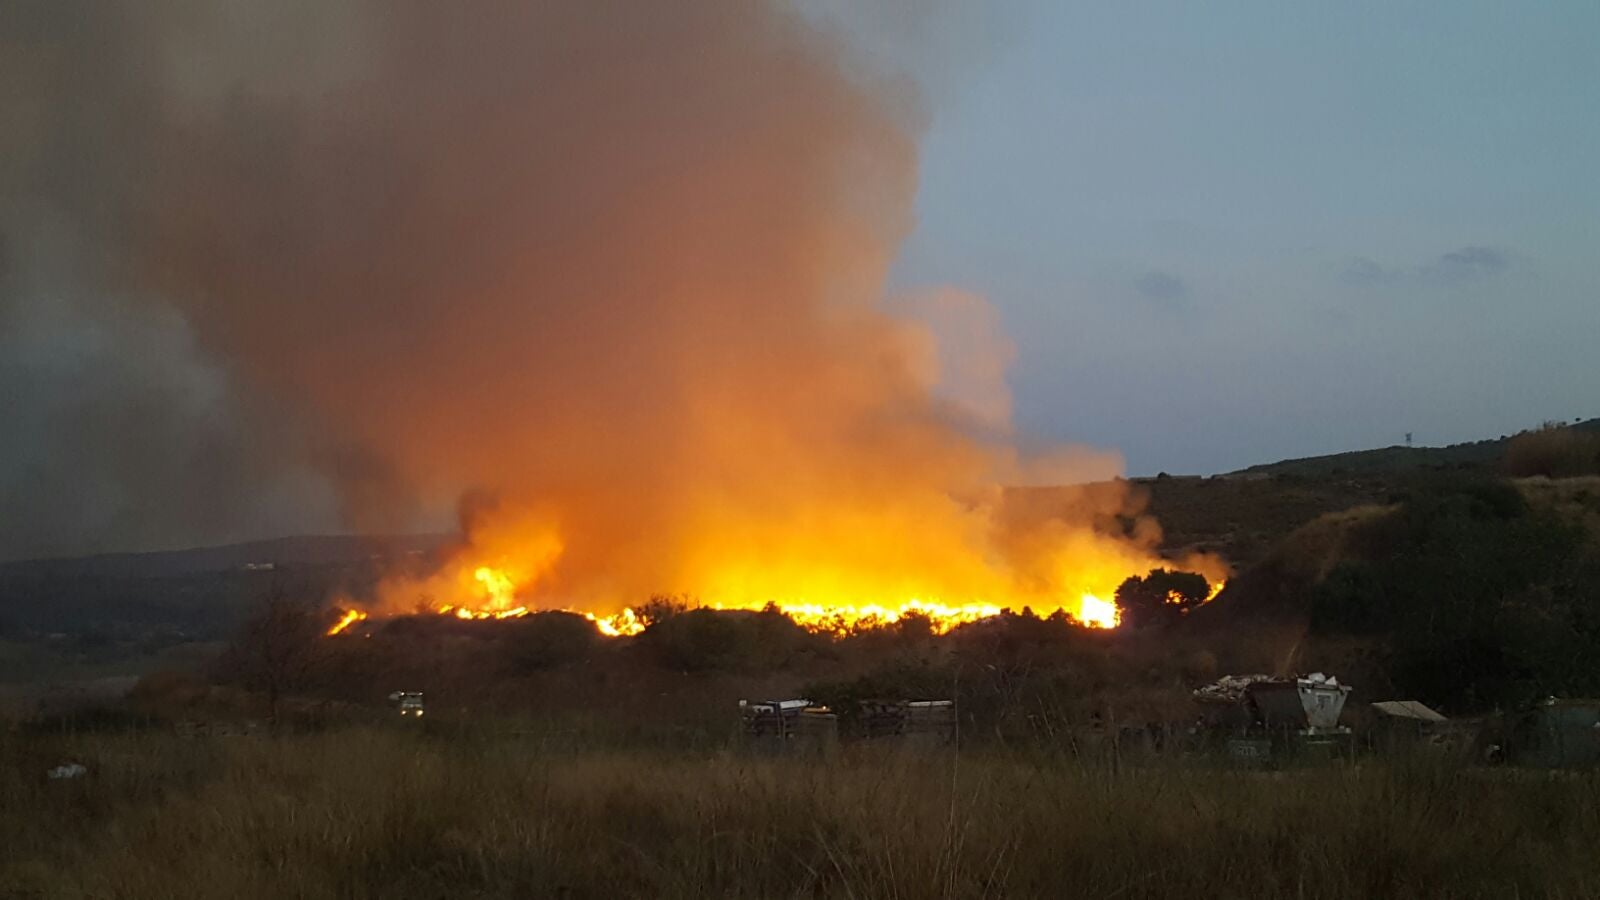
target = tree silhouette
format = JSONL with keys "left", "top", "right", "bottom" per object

{"left": 1114, "top": 568, "right": 1211, "bottom": 629}
{"left": 215, "top": 583, "right": 325, "bottom": 727}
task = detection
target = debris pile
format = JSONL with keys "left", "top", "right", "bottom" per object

{"left": 1191, "top": 674, "right": 1272, "bottom": 705}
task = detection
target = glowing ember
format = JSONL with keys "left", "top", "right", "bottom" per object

{"left": 739, "top": 598, "right": 1002, "bottom": 635}
{"left": 326, "top": 608, "right": 368, "bottom": 636}
{"left": 439, "top": 603, "right": 529, "bottom": 620}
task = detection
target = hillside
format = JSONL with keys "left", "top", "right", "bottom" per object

{"left": 0, "top": 534, "right": 451, "bottom": 580}
{"left": 1197, "top": 475, "right": 1600, "bottom": 623}
{"left": 1137, "top": 473, "right": 1401, "bottom": 571}
{"left": 0, "top": 534, "right": 452, "bottom": 644}
{"left": 1186, "top": 474, "right": 1600, "bottom": 708}
{"left": 1227, "top": 417, "right": 1600, "bottom": 479}
{"left": 1, "top": 420, "right": 1594, "bottom": 681}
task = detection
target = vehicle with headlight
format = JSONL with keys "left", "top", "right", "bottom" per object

{"left": 388, "top": 691, "right": 425, "bottom": 717}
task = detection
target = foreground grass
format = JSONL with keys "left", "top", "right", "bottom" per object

{"left": 4, "top": 729, "right": 1599, "bottom": 898}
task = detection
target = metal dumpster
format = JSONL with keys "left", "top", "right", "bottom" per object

{"left": 1192, "top": 673, "right": 1353, "bottom": 764}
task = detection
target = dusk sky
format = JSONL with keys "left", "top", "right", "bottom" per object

{"left": 891, "top": 0, "right": 1599, "bottom": 475}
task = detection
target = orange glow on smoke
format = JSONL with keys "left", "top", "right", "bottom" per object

{"left": 348, "top": 487, "right": 1230, "bottom": 638}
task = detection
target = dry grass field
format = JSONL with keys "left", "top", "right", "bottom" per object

{"left": 5, "top": 727, "right": 1600, "bottom": 899}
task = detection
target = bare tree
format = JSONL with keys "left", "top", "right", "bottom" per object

{"left": 215, "top": 582, "right": 325, "bottom": 728}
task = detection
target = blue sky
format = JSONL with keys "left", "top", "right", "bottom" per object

{"left": 889, "top": 1, "right": 1600, "bottom": 474}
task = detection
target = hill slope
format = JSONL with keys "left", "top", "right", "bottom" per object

{"left": 0, "top": 534, "right": 451, "bottom": 640}
{"left": 1228, "top": 418, "right": 1599, "bottom": 479}
{"left": 0, "top": 534, "right": 450, "bottom": 580}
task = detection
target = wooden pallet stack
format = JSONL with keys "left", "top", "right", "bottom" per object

{"left": 739, "top": 699, "right": 838, "bottom": 755}
{"left": 860, "top": 699, "right": 957, "bottom": 748}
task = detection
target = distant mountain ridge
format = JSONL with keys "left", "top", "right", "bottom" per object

{"left": 0, "top": 534, "right": 453, "bottom": 580}
{"left": 1227, "top": 418, "right": 1600, "bottom": 479}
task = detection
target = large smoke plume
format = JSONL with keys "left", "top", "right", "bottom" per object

{"left": 1, "top": 2, "right": 1220, "bottom": 610}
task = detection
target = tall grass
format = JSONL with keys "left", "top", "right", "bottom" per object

{"left": 5, "top": 729, "right": 1600, "bottom": 898}
{"left": 1505, "top": 425, "right": 1600, "bottom": 479}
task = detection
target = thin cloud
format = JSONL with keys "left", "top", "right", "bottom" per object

{"left": 1429, "top": 246, "right": 1509, "bottom": 283}
{"left": 1338, "top": 257, "right": 1401, "bottom": 287}
{"left": 1338, "top": 246, "right": 1513, "bottom": 289}
{"left": 1134, "top": 270, "right": 1189, "bottom": 308}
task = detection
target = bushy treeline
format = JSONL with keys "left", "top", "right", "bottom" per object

{"left": 1311, "top": 475, "right": 1600, "bottom": 711}
{"left": 182, "top": 591, "right": 1242, "bottom": 747}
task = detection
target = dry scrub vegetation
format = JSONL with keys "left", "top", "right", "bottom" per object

{"left": 5, "top": 728, "right": 1600, "bottom": 899}
{"left": 1505, "top": 425, "right": 1600, "bottom": 480}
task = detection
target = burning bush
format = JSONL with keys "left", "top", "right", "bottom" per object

{"left": 633, "top": 595, "right": 695, "bottom": 629}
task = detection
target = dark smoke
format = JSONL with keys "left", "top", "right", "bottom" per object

{"left": 0, "top": 4, "right": 339, "bottom": 560}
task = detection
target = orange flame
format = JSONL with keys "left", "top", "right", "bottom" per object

{"left": 1077, "top": 593, "right": 1119, "bottom": 629}
{"left": 326, "top": 608, "right": 368, "bottom": 636}
{"left": 349, "top": 495, "right": 1231, "bottom": 638}
{"left": 406, "top": 566, "right": 1170, "bottom": 636}
{"left": 473, "top": 566, "right": 517, "bottom": 610}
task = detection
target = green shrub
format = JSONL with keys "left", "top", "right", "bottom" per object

{"left": 1309, "top": 476, "right": 1592, "bottom": 710}
{"left": 638, "top": 607, "right": 819, "bottom": 672}
{"left": 501, "top": 611, "right": 600, "bottom": 672}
